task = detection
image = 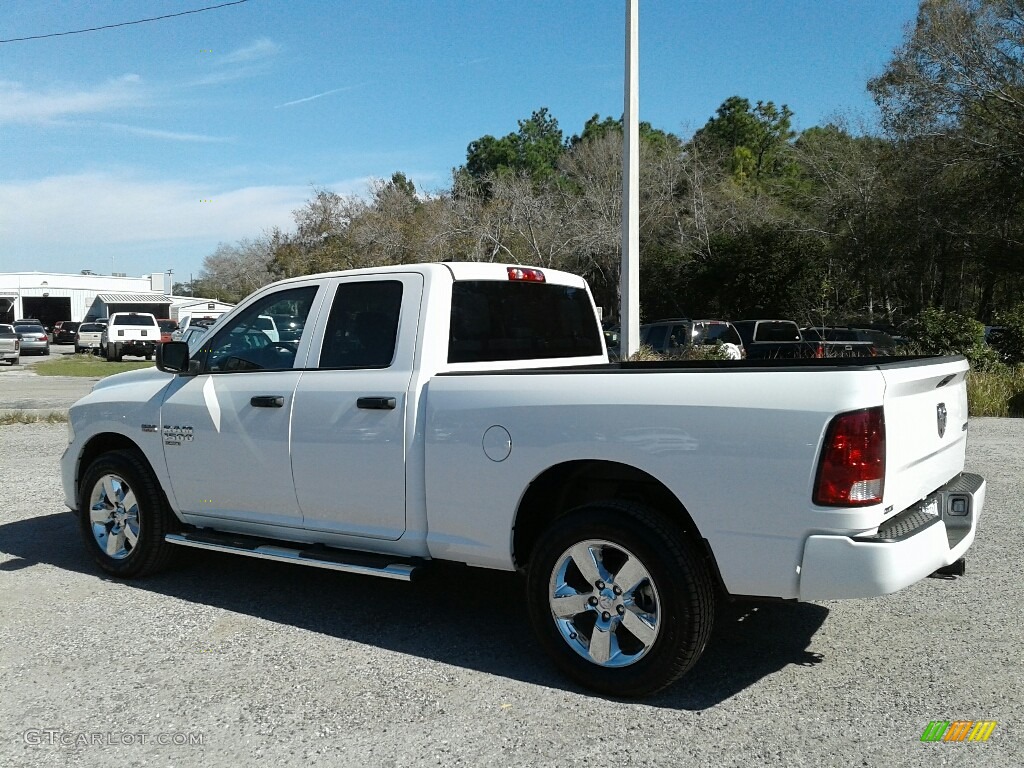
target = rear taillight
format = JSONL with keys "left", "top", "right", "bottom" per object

{"left": 813, "top": 407, "right": 885, "bottom": 506}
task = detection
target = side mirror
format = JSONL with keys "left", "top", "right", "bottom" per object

{"left": 157, "top": 341, "right": 193, "bottom": 375}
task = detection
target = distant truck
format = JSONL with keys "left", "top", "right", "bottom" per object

{"left": 733, "top": 319, "right": 823, "bottom": 359}
{"left": 100, "top": 312, "right": 159, "bottom": 361}
{"left": 0, "top": 323, "right": 20, "bottom": 365}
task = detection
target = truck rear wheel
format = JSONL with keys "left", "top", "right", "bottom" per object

{"left": 78, "top": 449, "right": 178, "bottom": 577}
{"left": 526, "top": 501, "right": 715, "bottom": 697}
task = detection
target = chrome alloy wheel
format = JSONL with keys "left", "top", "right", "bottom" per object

{"left": 548, "top": 539, "right": 661, "bottom": 668}
{"left": 88, "top": 473, "right": 140, "bottom": 560}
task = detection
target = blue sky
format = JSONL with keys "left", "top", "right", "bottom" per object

{"left": 1, "top": 0, "right": 920, "bottom": 282}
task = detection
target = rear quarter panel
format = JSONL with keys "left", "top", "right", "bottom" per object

{"left": 424, "top": 366, "right": 888, "bottom": 599}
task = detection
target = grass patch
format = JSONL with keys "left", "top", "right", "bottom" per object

{"left": 0, "top": 411, "right": 68, "bottom": 426}
{"left": 33, "top": 354, "right": 154, "bottom": 378}
{"left": 967, "top": 367, "right": 1024, "bottom": 417}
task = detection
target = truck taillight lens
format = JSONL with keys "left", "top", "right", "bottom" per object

{"left": 814, "top": 407, "right": 885, "bottom": 506}
{"left": 507, "top": 267, "right": 545, "bottom": 282}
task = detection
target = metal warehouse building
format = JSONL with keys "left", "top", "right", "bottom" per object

{"left": 0, "top": 271, "right": 231, "bottom": 328}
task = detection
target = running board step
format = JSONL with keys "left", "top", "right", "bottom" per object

{"left": 165, "top": 531, "right": 421, "bottom": 581}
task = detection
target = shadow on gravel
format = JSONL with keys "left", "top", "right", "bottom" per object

{"left": 2, "top": 511, "right": 828, "bottom": 710}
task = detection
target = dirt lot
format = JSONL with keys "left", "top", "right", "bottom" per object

{"left": 1, "top": 418, "right": 1021, "bottom": 767}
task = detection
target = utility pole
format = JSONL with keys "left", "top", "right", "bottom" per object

{"left": 620, "top": 0, "right": 640, "bottom": 360}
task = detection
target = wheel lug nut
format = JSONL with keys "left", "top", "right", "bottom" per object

{"left": 601, "top": 611, "right": 611, "bottom": 621}
{"left": 613, "top": 585, "right": 622, "bottom": 595}
{"left": 616, "top": 605, "right": 625, "bottom": 615}
{"left": 596, "top": 580, "right": 605, "bottom": 590}
{"left": 588, "top": 596, "right": 598, "bottom": 607}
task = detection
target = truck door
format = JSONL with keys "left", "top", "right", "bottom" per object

{"left": 160, "top": 284, "right": 323, "bottom": 529}
{"left": 290, "top": 273, "right": 422, "bottom": 540}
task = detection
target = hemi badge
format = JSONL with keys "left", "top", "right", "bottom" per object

{"left": 141, "top": 424, "right": 158, "bottom": 433}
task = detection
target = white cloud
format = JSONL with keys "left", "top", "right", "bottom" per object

{"left": 218, "top": 38, "right": 280, "bottom": 65}
{"left": 92, "top": 122, "right": 231, "bottom": 143}
{"left": 0, "top": 173, "right": 373, "bottom": 250}
{"left": 0, "top": 174, "right": 302, "bottom": 247}
{"left": 0, "top": 75, "right": 144, "bottom": 124}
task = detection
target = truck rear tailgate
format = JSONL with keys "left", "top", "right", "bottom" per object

{"left": 880, "top": 356, "right": 970, "bottom": 517}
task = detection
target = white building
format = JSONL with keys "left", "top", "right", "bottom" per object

{"left": 0, "top": 271, "right": 232, "bottom": 328}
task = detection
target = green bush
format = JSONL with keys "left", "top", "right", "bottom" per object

{"left": 992, "top": 303, "right": 1024, "bottom": 365}
{"left": 907, "top": 308, "right": 999, "bottom": 370}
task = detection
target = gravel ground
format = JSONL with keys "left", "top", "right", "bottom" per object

{"left": 1, "top": 419, "right": 1021, "bottom": 767}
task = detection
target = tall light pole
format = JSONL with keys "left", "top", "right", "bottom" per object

{"left": 620, "top": 0, "right": 640, "bottom": 360}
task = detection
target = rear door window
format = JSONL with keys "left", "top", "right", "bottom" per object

{"left": 318, "top": 281, "right": 404, "bottom": 369}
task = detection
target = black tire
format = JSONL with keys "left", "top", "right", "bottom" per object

{"left": 104, "top": 343, "right": 113, "bottom": 361}
{"left": 526, "top": 501, "right": 715, "bottom": 697}
{"left": 78, "top": 449, "right": 178, "bottom": 577}
{"left": 74, "top": 345, "right": 81, "bottom": 354}
{"left": 144, "top": 352, "right": 152, "bottom": 361}
{"left": 43, "top": 346, "right": 50, "bottom": 356}
{"left": 114, "top": 342, "right": 123, "bottom": 362}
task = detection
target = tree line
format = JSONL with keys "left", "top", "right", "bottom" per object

{"left": 185, "top": 0, "right": 1024, "bottom": 334}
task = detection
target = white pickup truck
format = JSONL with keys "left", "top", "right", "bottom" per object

{"left": 60, "top": 262, "right": 985, "bottom": 696}
{"left": 100, "top": 312, "right": 160, "bottom": 361}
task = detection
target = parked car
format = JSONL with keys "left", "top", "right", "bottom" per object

{"left": 641, "top": 319, "right": 745, "bottom": 359}
{"left": 16, "top": 323, "right": 50, "bottom": 355}
{"left": 74, "top": 322, "right": 108, "bottom": 354}
{"left": 53, "top": 321, "right": 82, "bottom": 345}
{"left": 178, "top": 326, "right": 209, "bottom": 349}
{"left": 269, "top": 314, "right": 305, "bottom": 343}
{"left": 603, "top": 325, "right": 621, "bottom": 361}
{"left": 173, "top": 315, "right": 221, "bottom": 340}
{"left": 156, "top": 319, "right": 179, "bottom": 344}
{"left": 0, "top": 323, "right": 20, "bottom": 365}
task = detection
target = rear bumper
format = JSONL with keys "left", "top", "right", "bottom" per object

{"left": 798, "top": 473, "right": 985, "bottom": 600}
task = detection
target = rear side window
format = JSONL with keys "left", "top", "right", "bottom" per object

{"left": 643, "top": 325, "right": 669, "bottom": 351}
{"left": 79, "top": 323, "right": 105, "bottom": 332}
{"left": 319, "top": 281, "right": 404, "bottom": 369}
{"left": 698, "top": 323, "right": 742, "bottom": 346}
{"left": 754, "top": 322, "right": 800, "bottom": 342}
{"left": 449, "top": 281, "right": 602, "bottom": 363}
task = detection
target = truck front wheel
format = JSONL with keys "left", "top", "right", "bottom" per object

{"left": 526, "top": 501, "right": 715, "bottom": 697}
{"left": 78, "top": 450, "right": 178, "bottom": 577}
